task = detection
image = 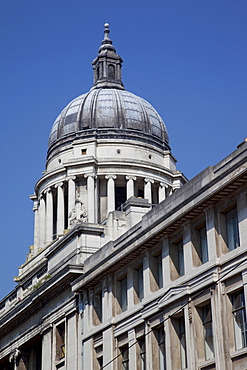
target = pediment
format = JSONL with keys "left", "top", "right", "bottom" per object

{"left": 158, "top": 285, "right": 190, "bottom": 306}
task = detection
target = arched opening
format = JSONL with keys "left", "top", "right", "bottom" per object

{"left": 108, "top": 64, "right": 115, "bottom": 79}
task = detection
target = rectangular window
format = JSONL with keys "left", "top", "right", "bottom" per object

{"left": 202, "top": 304, "right": 214, "bottom": 360}
{"left": 138, "top": 337, "right": 146, "bottom": 370}
{"left": 120, "top": 345, "right": 129, "bottom": 370}
{"left": 157, "top": 254, "right": 163, "bottom": 288}
{"left": 94, "top": 343, "right": 103, "bottom": 370}
{"left": 157, "top": 327, "right": 166, "bottom": 370}
{"left": 56, "top": 323, "right": 65, "bottom": 361}
{"left": 232, "top": 290, "right": 247, "bottom": 350}
{"left": 199, "top": 225, "right": 209, "bottom": 263}
{"left": 178, "top": 317, "right": 187, "bottom": 369}
{"left": 120, "top": 277, "right": 128, "bottom": 312}
{"left": 137, "top": 266, "right": 144, "bottom": 301}
{"left": 97, "top": 357, "right": 103, "bottom": 369}
{"left": 94, "top": 292, "right": 102, "bottom": 323}
{"left": 226, "top": 207, "right": 240, "bottom": 251}
{"left": 177, "top": 241, "right": 185, "bottom": 276}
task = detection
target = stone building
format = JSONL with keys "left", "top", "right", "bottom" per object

{"left": 0, "top": 24, "right": 247, "bottom": 370}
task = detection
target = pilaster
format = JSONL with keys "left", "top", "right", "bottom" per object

{"left": 183, "top": 223, "right": 193, "bottom": 274}
{"left": 41, "top": 328, "right": 52, "bottom": 370}
{"left": 143, "top": 250, "right": 151, "bottom": 297}
{"left": 103, "top": 327, "right": 114, "bottom": 370}
{"left": 205, "top": 206, "right": 218, "bottom": 260}
{"left": 162, "top": 236, "right": 171, "bottom": 286}
{"left": 237, "top": 191, "right": 247, "bottom": 247}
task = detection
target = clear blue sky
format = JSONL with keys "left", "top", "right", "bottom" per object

{"left": 0, "top": 0, "right": 246, "bottom": 300}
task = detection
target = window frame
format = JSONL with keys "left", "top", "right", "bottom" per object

{"left": 231, "top": 290, "right": 247, "bottom": 350}
{"left": 201, "top": 304, "right": 215, "bottom": 360}
{"left": 225, "top": 207, "right": 240, "bottom": 251}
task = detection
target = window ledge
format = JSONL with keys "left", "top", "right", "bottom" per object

{"left": 230, "top": 347, "right": 247, "bottom": 359}
{"left": 198, "top": 358, "right": 215, "bottom": 369}
{"left": 55, "top": 358, "right": 65, "bottom": 369}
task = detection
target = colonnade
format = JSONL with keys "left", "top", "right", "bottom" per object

{"left": 33, "top": 174, "right": 171, "bottom": 251}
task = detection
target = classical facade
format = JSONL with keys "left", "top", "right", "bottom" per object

{"left": 0, "top": 24, "right": 247, "bottom": 370}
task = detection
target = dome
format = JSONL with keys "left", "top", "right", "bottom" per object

{"left": 47, "top": 24, "right": 170, "bottom": 159}
{"left": 48, "top": 88, "right": 169, "bottom": 153}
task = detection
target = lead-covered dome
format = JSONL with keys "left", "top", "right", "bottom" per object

{"left": 47, "top": 24, "right": 170, "bottom": 159}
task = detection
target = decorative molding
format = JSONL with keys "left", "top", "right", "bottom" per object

{"left": 159, "top": 182, "right": 168, "bottom": 188}
{"left": 84, "top": 173, "right": 97, "bottom": 179}
{"left": 144, "top": 177, "right": 154, "bottom": 184}
{"left": 105, "top": 174, "right": 117, "bottom": 180}
{"left": 9, "top": 348, "right": 21, "bottom": 364}
{"left": 158, "top": 286, "right": 191, "bottom": 306}
{"left": 44, "top": 187, "right": 52, "bottom": 194}
{"left": 66, "top": 175, "right": 76, "bottom": 181}
{"left": 55, "top": 182, "right": 64, "bottom": 188}
{"left": 126, "top": 175, "right": 137, "bottom": 181}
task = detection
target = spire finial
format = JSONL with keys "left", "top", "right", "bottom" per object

{"left": 102, "top": 22, "right": 112, "bottom": 45}
{"left": 91, "top": 23, "right": 125, "bottom": 90}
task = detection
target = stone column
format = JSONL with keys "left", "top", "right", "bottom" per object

{"left": 128, "top": 328, "right": 137, "bottom": 369}
{"left": 159, "top": 182, "right": 167, "bottom": 203}
{"left": 45, "top": 188, "right": 53, "bottom": 242}
{"left": 39, "top": 193, "right": 46, "bottom": 247}
{"left": 55, "top": 182, "right": 64, "bottom": 236}
{"left": 237, "top": 191, "right": 247, "bottom": 247}
{"left": 83, "top": 338, "right": 94, "bottom": 370}
{"left": 183, "top": 223, "right": 193, "bottom": 274}
{"left": 103, "top": 60, "right": 107, "bottom": 78}
{"left": 143, "top": 250, "right": 151, "bottom": 297}
{"left": 41, "top": 328, "right": 52, "bottom": 370}
{"left": 243, "top": 271, "right": 247, "bottom": 325}
{"left": 67, "top": 176, "right": 76, "bottom": 228}
{"left": 105, "top": 175, "right": 117, "bottom": 214}
{"left": 85, "top": 173, "right": 96, "bottom": 223}
{"left": 126, "top": 175, "right": 136, "bottom": 200}
{"left": 144, "top": 178, "right": 154, "bottom": 204}
{"left": 9, "top": 349, "right": 21, "bottom": 370}
{"left": 162, "top": 236, "right": 170, "bottom": 286}
{"left": 30, "top": 195, "right": 39, "bottom": 252}
{"left": 102, "top": 276, "right": 113, "bottom": 322}
{"left": 103, "top": 328, "right": 114, "bottom": 370}
{"left": 67, "top": 313, "right": 78, "bottom": 369}
{"left": 205, "top": 207, "right": 217, "bottom": 260}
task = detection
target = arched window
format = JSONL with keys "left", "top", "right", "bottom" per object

{"left": 96, "top": 66, "right": 100, "bottom": 80}
{"left": 108, "top": 64, "right": 115, "bottom": 79}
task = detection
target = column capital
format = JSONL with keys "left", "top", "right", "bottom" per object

{"left": 105, "top": 174, "right": 117, "bottom": 180}
{"left": 84, "top": 173, "right": 97, "bottom": 179}
{"left": 159, "top": 181, "right": 168, "bottom": 188}
{"left": 144, "top": 177, "right": 154, "bottom": 184}
{"left": 126, "top": 175, "right": 137, "bottom": 181}
{"left": 44, "top": 187, "right": 52, "bottom": 194}
{"left": 9, "top": 348, "right": 21, "bottom": 364}
{"left": 66, "top": 175, "right": 76, "bottom": 181}
{"left": 55, "top": 181, "right": 64, "bottom": 188}
{"left": 102, "top": 277, "right": 108, "bottom": 293}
